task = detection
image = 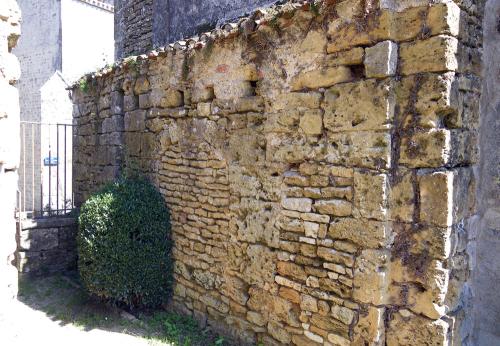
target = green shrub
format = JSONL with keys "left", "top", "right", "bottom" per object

{"left": 77, "top": 177, "right": 172, "bottom": 308}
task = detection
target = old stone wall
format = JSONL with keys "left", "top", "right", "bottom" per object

{"left": 72, "top": 1, "right": 485, "bottom": 345}
{"left": 16, "top": 217, "right": 78, "bottom": 275}
{"left": 115, "top": 0, "right": 275, "bottom": 60}
{"left": 0, "top": 0, "right": 21, "bottom": 301}
{"left": 115, "top": 0, "right": 153, "bottom": 59}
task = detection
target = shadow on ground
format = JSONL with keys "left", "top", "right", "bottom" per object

{"left": 17, "top": 273, "right": 226, "bottom": 346}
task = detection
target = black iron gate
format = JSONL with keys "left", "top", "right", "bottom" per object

{"left": 19, "top": 121, "right": 75, "bottom": 218}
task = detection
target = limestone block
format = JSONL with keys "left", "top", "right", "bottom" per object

{"left": 386, "top": 310, "right": 449, "bottom": 346}
{"left": 395, "top": 73, "right": 457, "bottom": 129}
{"left": 102, "top": 115, "right": 124, "bottom": 133}
{"left": 314, "top": 200, "right": 352, "bottom": 217}
{"left": 192, "top": 269, "right": 215, "bottom": 290}
{"left": 200, "top": 293, "right": 229, "bottom": 314}
{"left": 327, "top": 14, "right": 388, "bottom": 53}
{"left": 139, "top": 93, "right": 152, "bottom": 109}
{"left": 400, "top": 36, "right": 458, "bottom": 75}
{"left": 18, "top": 228, "right": 59, "bottom": 252}
{"left": 328, "top": 333, "right": 350, "bottom": 346}
{"left": 418, "top": 171, "right": 453, "bottom": 228}
{"left": 352, "top": 306, "right": 385, "bottom": 346}
{"left": 299, "top": 110, "right": 323, "bottom": 135}
{"left": 353, "top": 250, "right": 390, "bottom": 305}
{"left": 214, "top": 80, "right": 254, "bottom": 100}
{"left": 353, "top": 171, "right": 388, "bottom": 221}
{"left": 379, "top": 0, "right": 432, "bottom": 11}
{"left": 277, "top": 261, "right": 307, "bottom": 282}
{"left": 335, "top": 0, "right": 364, "bottom": 20}
{"left": 317, "top": 247, "right": 354, "bottom": 267}
{"left": 124, "top": 110, "right": 146, "bottom": 132}
{"left": 326, "top": 131, "right": 391, "bottom": 169}
{"left": 410, "top": 226, "right": 452, "bottom": 260}
{"left": 123, "top": 95, "right": 138, "bottom": 112}
{"left": 242, "top": 245, "right": 276, "bottom": 286}
{"left": 388, "top": 169, "right": 414, "bottom": 222}
{"left": 291, "top": 66, "right": 353, "bottom": 91}
{"left": 304, "top": 330, "right": 324, "bottom": 343}
{"left": 282, "top": 198, "right": 313, "bottom": 213}
{"left": 419, "top": 168, "right": 474, "bottom": 228}
{"left": 134, "top": 76, "right": 150, "bottom": 95}
{"left": 400, "top": 129, "right": 450, "bottom": 168}
{"left": 331, "top": 304, "right": 355, "bottom": 325}
{"left": 329, "top": 218, "right": 390, "bottom": 248}
{"left": 279, "top": 286, "right": 301, "bottom": 304}
{"left": 310, "top": 314, "right": 350, "bottom": 339}
{"left": 293, "top": 334, "right": 321, "bottom": 346}
{"left": 299, "top": 29, "right": 327, "bottom": 54}
{"left": 161, "top": 89, "right": 184, "bottom": 108}
{"left": 269, "top": 92, "right": 322, "bottom": 112}
{"left": 323, "top": 79, "right": 393, "bottom": 133}
{"left": 326, "top": 47, "right": 364, "bottom": 67}
{"left": 364, "top": 41, "right": 398, "bottom": 78}
{"left": 221, "top": 275, "right": 249, "bottom": 306}
{"left": 389, "top": 259, "right": 449, "bottom": 319}
{"left": 300, "top": 294, "right": 318, "bottom": 312}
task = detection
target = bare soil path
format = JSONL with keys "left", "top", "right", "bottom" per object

{"left": 0, "top": 274, "right": 225, "bottom": 346}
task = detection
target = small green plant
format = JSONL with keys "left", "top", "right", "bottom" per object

{"left": 214, "top": 336, "right": 225, "bottom": 346}
{"left": 310, "top": 1, "right": 321, "bottom": 16}
{"left": 78, "top": 176, "right": 173, "bottom": 308}
{"left": 78, "top": 78, "right": 89, "bottom": 93}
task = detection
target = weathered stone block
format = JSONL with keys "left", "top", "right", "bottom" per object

{"left": 354, "top": 171, "right": 388, "bottom": 221}
{"left": 352, "top": 306, "right": 385, "bottom": 345}
{"left": 299, "top": 110, "right": 323, "bottom": 135}
{"left": 18, "top": 228, "right": 58, "bottom": 252}
{"left": 326, "top": 131, "right": 391, "bottom": 169}
{"left": 419, "top": 171, "right": 452, "bottom": 227}
{"left": 364, "top": 41, "right": 398, "bottom": 78}
{"left": 323, "top": 79, "right": 393, "bottom": 133}
{"left": 353, "top": 250, "right": 390, "bottom": 305}
{"left": 281, "top": 198, "right": 312, "bottom": 213}
{"left": 277, "top": 261, "right": 307, "bottom": 282}
{"left": 329, "top": 218, "right": 389, "bottom": 248}
{"left": 326, "top": 47, "right": 364, "bottom": 67}
{"left": 400, "top": 129, "right": 451, "bottom": 168}
{"left": 291, "top": 66, "right": 353, "bottom": 91}
{"left": 400, "top": 36, "right": 458, "bottom": 75}
{"left": 124, "top": 110, "right": 146, "bottom": 132}
{"left": 269, "top": 92, "right": 322, "bottom": 112}
{"left": 314, "top": 200, "right": 352, "bottom": 217}
{"left": 386, "top": 311, "right": 448, "bottom": 346}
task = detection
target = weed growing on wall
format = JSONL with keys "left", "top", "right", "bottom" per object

{"left": 77, "top": 177, "right": 173, "bottom": 308}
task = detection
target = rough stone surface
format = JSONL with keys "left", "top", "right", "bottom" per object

{"left": 16, "top": 217, "right": 78, "bottom": 275}
{"left": 364, "top": 40, "right": 398, "bottom": 78}
{"left": 71, "top": 1, "right": 488, "bottom": 345}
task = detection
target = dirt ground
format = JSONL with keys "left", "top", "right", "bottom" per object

{"left": 0, "top": 274, "right": 224, "bottom": 346}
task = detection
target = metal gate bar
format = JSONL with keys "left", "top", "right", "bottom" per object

{"left": 18, "top": 121, "right": 75, "bottom": 218}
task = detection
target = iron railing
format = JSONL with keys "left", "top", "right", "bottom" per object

{"left": 19, "top": 121, "right": 74, "bottom": 218}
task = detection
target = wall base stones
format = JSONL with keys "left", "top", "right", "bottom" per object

{"left": 16, "top": 217, "right": 78, "bottom": 276}
{"left": 73, "top": 1, "right": 486, "bottom": 345}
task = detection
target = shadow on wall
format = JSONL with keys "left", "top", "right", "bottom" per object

{"left": 470, "top": 0, "right": 500, "bottom": 345}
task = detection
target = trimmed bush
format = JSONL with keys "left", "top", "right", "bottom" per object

{"left": 77, "top": 177, "right": 172, "bottom": 308}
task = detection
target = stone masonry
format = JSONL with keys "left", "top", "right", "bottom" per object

{"left": 115, "top": 0, "right": 153, "bottom": 59}
{"left": 0, "top": 0, "right": 21, "bottom": 301}
{"left": 16, "top": 217, "right": 78, "bottom": 275}
{"left": 72, "top": 1, "right": 486, "bottom": 345}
